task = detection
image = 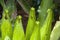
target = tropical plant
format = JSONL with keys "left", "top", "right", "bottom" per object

{"left": 0, "top": 0, "right": 60, "bottom": 40}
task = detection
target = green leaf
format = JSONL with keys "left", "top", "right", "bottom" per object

{"left": 38, "top": 0, "right": 53, "bottom": 26}
{"left": 30, "top": 21, "right": 40, "bottom": 40}
{"left": 50, "top": 21, "right": 60, "bottom": 40}
{"left": 0, "top": 37, "right": 1, "bottom": 40}
{"left": 1, "top": 10, "right": 13, "bottom": 40}
{"left": 40, "top": 9, "right": 53, "bottom": 40}
{"left": 26, "top": 7, "right": 36, "bottom": 40}
{"left": 0, "top": 0, "right": 5, "bottom": 7}
{"left": 12, "top": 15, "right": 25, "bottom": 40}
